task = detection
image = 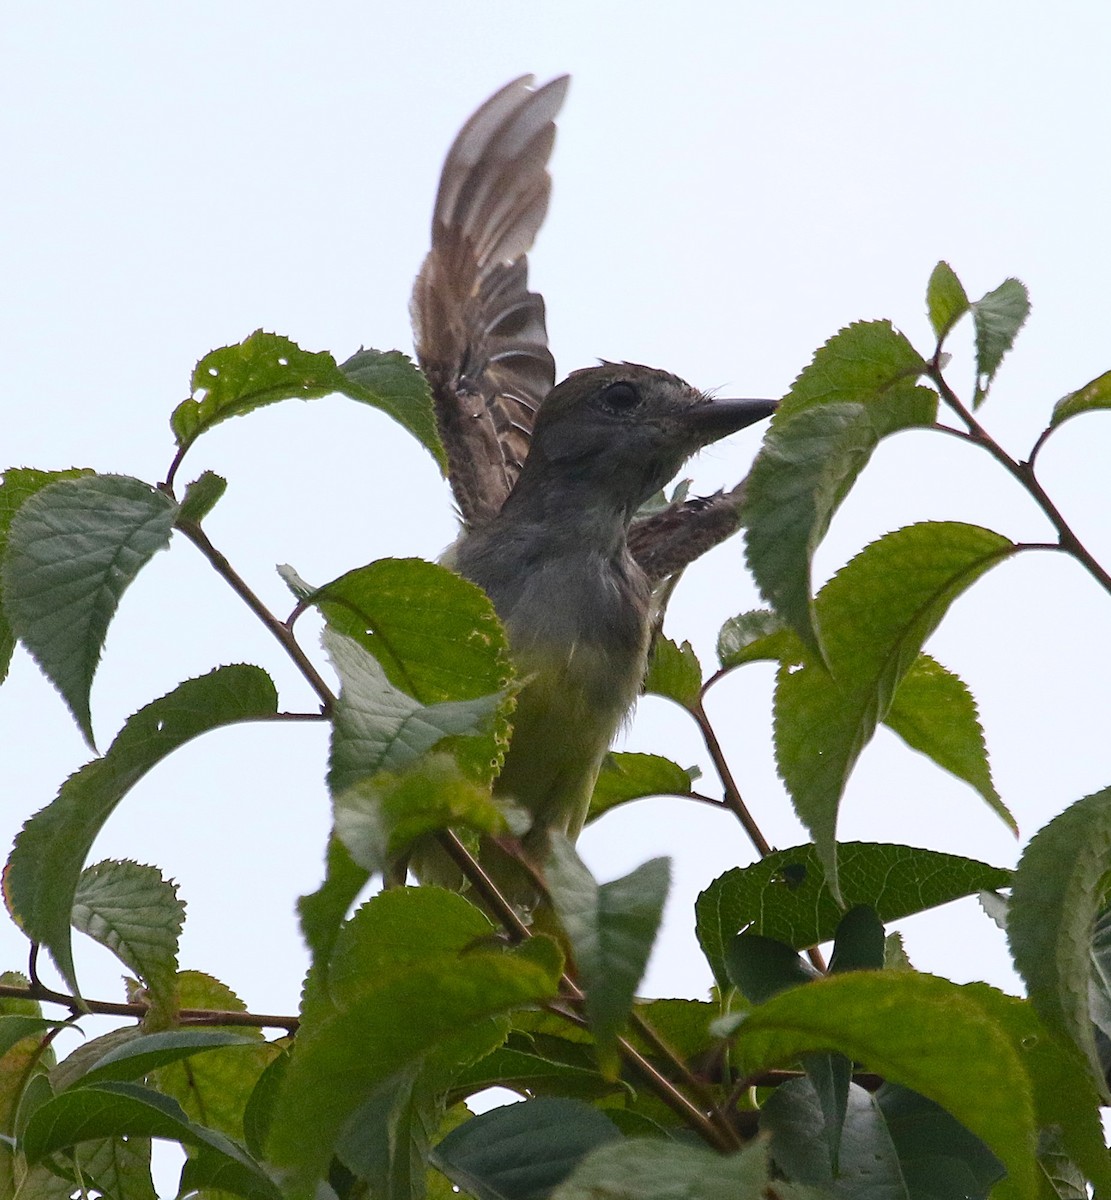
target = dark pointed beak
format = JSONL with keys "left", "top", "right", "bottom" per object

{"left": 684, "top": 396, "right": 778, "bottom": 442}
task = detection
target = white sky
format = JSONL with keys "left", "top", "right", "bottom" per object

{"left": 4, "top": 2, "right": 1111, "bottom": 1043}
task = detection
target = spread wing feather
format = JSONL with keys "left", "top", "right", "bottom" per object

{"left": 411, "top": 75, "right": 569, "bottom": 525}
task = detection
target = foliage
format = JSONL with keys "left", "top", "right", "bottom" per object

{"left": 0, "top": 264, "right": 1108, "bottom": 1199}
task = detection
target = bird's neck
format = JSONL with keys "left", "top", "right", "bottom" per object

{"left": 496, "top": 455, "right": 642, "bottom": 558}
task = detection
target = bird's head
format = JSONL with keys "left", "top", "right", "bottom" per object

{"left": 521, "top": 362, "right": 776, "bottom": 514}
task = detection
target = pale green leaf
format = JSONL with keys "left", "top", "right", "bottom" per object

{"left": 586, "top": 752, "right": 696, "bottom": 825}
{"left": 71, "top": 860, "right": 185, "bottom": 1021}
{"left": 643, "top": 636, "right": 702, "bottom": 707}
{"left": 1049, "top": 368, "right": 1111, "bottom": 430}
{"left": 926, "top": 261, "right": 970, "bottom": 342}
{"left": 971, "top": 278, "right": 1030, "bottom": 406}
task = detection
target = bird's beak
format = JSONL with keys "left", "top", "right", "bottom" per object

{"left": 684, "top": 397, "right": 778, "bottom": 442}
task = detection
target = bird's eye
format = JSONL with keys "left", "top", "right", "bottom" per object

{"left": 599, "top": 381, "right": 642, "bottom": 412}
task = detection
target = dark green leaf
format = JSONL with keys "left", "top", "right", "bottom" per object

{"left": 552, "top": 1138, "right": 769, "bottom": 1200}
{"left": 325, "top": 627, "right": 506, "bottom": 797}
{"left": 585, "top": 753, "right": 696, "bottom": 825}
{"left": 314, "top": 557, "right": 514, "bottom": 785}
{"left": 724, "top": 972, "right": 1038, "bottom": 1200}
{"left": 971, "top": 278, "right": 1030, "bottom": 406}
{"left": 340, "top": 346, "right": 446, "bottom": 472}
{"left": 1008, "top": 785, "right": 1111, "bottom": 1100}
{"left": 926, "top": 261, "right": 970, "bottom": 342}
{"left": 2, "top": 474, "right": 178, "bottom": 744}
{"left": 885, "top": 653, "right": 1013, "bottom": 833}
{"left": 725, "top": 934, "right": 818, "bottom": 1004}
{"left": 643, "top": 636, "right": 702, "bottom": 707}
{"left": 0, "top": 467, "right": 92, "bottom": 686}
{"left": 741, "top": 320, "right": 935, "bottom": 653}
{"left": 544, "top": 839, "right": 669, "bottom": 1071}
{"left": 762, "top": 1080, "right": 905, "bottom": 1193}
{"left": 876, "top": 1084, "right": 1004, "bottom": 1200}
{"left": 695, "top": 842, "right": 1011, "bottom": 990}
{"left": 431, "top": 1098, "right": 622, "bottom": 1200}
{"left": 22, "top": 1081, "right": 281, "bottom": 1200}
{"left": 774, "top": 522, "right": 1015, "bottom": 894}
{"left": 450, "top": 1039, "right": 620, "bottom": 1104}
{"left": 71, "top": 860, "right": 185, "bottom": 1022}
{"left": 176, "top": 470, "right": 227, "bottom": 524}
{"left": 1049, "top": 368, "right": 1111, "bottom": 430}
{"left": 5, "top": 665, "right": 278, "bottom": 994}
{"left": 828, "top": 906, "right": 886, "bottom": 974}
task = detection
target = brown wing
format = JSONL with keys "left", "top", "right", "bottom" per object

{"left": 411, "top": 75, "right": 569, "bottom": 526}
{"left": 628, "top": 482, "right": 749, "bottom": 587}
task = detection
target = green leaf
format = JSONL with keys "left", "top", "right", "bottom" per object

{"left": 1008, "top": 785, "right": 1111, "bottom": 1100}
{"left": 761, "top": 1080, "right": 906, "bottom": 1193}
{"left": 300, "top": 886, "right": 497, "bottom": 1029}
{"left": 715, "top": 609, "right": 788, "bottom": 671}
{"left": 741, "top": 320, "right": 936, "bottom": 653}
{"left": 172, "top": 334, "right": 445, "bottom": 472}
{"left": 325, "top": 626, "right": 506, "bottom": 797}
{"left": 552, "top": 1138, "right": 770, "bottom": 1200}
{"left": 0, "top": 467, "right": 92, "bottom": 686}
{"left": 334, "top": 755, "right": 511, "bottom": 875}
{"left": 5, "top": 665, "right": 278, "bottom": 995}
{"left": 695, "top": 842, "right": 1010, "bottom": 989}
{"left": 69, "top": 1030, "right": 259, "bottom": 1089}
{"left": 885, "top": 653, "right": 1014, "bottom": 833}
{"left": 725, "top": 972, "right": 1039, "bottom": 1200}
{"left": 960, "top": 983, "right": 1111, "bottom": 1196}
{"left": 2, "top": 474, "right": 178, "bottom": 745}
{"left": 431, "top": 1098, "right": 622, "bottom": 1200}
{"left": 68, "top": 1134, "right": 158, "bottom": 1200}
{"left": 827, "top": 905, "right": 885, "bottom": 974}
{"left": 725, "top": 934, "right": 818, "bottom": 1003}
{"left": 971, "top": 278, "right": 1030, "bottom": 406}
{"left": 875, "top": 1084, "right": 1005, "bottom": 1200}
{"left": 268, "top": 937, "right": 561, "bottom": 1196}
{"left": 774, "top": 521, "right": 1015, "bottom": 894}
{"left": 1049, "top": 368, "right": 1111, "bottom": 430}
{"left": 450, "top": 1038, "right": 621, "bottom": 1104}
{"left": 297, "top": 835, "right": 371, "bottom": 975}
{"left": 643, "top": 636, "right": 702, "bottom": 707}
{"left": 21, "top": 1080, "right": 281, "bottom": 1200}
{"left": 339, "top": 346, "right": 446, "bottom": 472}
{"left": 544, "top": 839, "right": 669, "bottom": 1072}
{"left": 71, "top": 860, "right": 185, "bottom": 1023}
{"left": 313, "top": 557, "right": 514, "bottom": 785}
{"left": 585, "top": 752, "right": 696, "bottom": 825}
{"left": 926, "top": 261, "right": 970, "bottom": 342}
{"left": 176, "top": 470, "right": 228, "bottom": 525}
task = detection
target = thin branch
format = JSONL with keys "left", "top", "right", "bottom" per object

{"left": 177, "top": 520, "right": 336, "bottom": 711}
{"left": 0, "top": 982, "right": 298, "bottom": 1032}
{"left": 930, "top": 363, "right": 1111, "bottom": 600}
{"left": 163, "top": 443, "right": 189, "bottom": 492}
{"left": 689, "top": 699, "right": 772, "bottom": 858}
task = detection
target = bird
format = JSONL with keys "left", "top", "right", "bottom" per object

{"left": 410, "top": 76, "right": 775, "bottom": 897}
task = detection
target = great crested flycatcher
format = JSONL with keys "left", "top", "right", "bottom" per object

{"left": 411, "top": 77, "right": 775, "bottom": 892}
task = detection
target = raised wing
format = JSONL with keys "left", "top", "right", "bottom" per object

{"left": 411, "top": 75, "right": 569, "bottom": 526}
